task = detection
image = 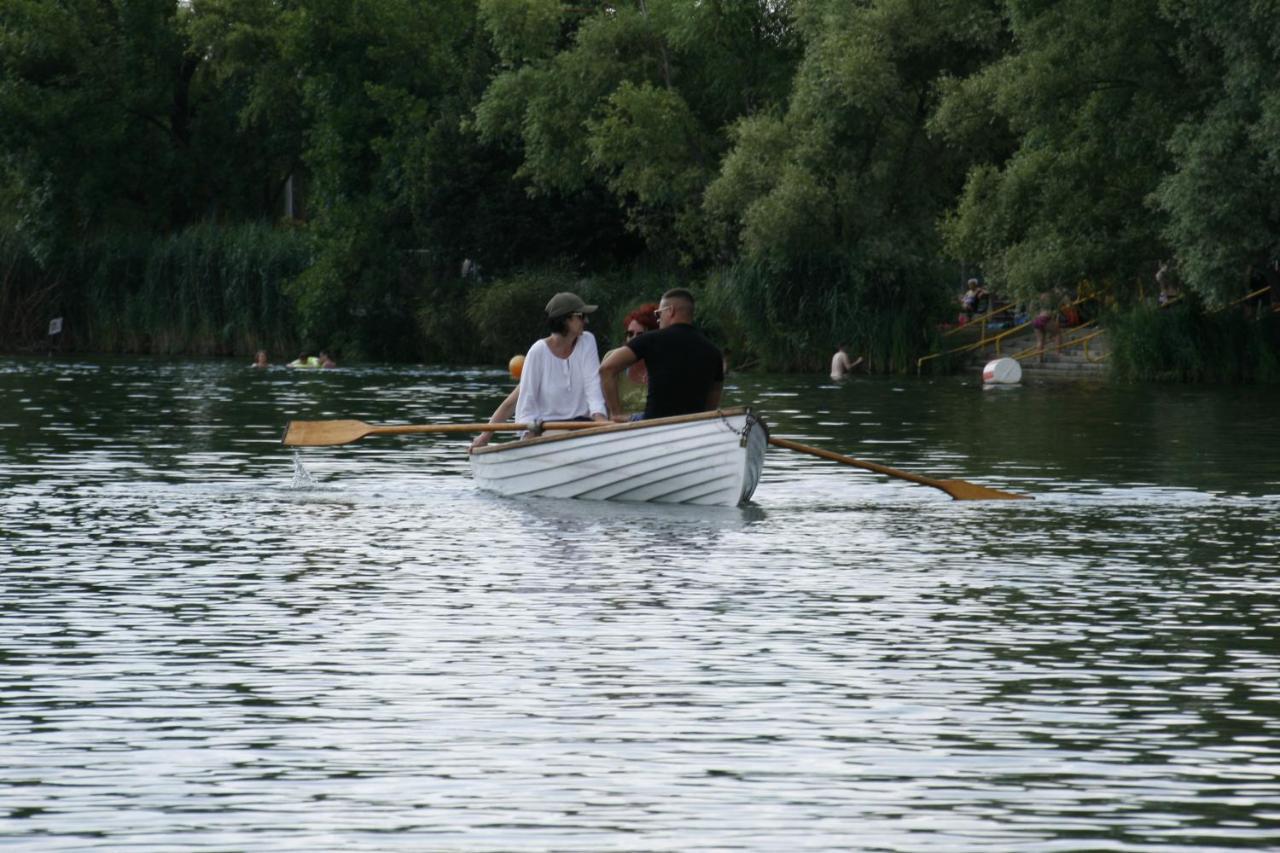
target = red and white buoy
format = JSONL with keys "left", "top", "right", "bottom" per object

{"left": 983, "top": 357, "right": 1022, "bottom": 384}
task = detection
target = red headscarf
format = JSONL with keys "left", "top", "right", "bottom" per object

{"left": 624, "top": 303, "right": 660, "bottom": 334}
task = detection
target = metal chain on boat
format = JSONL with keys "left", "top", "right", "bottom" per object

{"left": 716, "top": 409, "right": 764, "bottom": 447}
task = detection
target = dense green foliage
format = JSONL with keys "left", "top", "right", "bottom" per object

{"left": 0, "top": 224, "right": 310, "bottom": 354}
{"left": 2, "top": 0, "right": 1278, "bottom": 375}
{"left": 1107, "top": 301, "right": 1280, "bottom": 383}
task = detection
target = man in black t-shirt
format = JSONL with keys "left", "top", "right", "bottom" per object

{"left": 599, "top": 288, "right": 723, "bottom": 420}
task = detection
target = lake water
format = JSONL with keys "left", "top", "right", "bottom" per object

{"left": 2, "top": 356, "right": 1279, "bottom": 850}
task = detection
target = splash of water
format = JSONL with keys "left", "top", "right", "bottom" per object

{"left": 291, "top": 451, "right": 318, "bottom": 489}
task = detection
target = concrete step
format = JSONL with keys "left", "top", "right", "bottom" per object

{"left": 966, "top": 328, "right": 1109, "bottom": 375}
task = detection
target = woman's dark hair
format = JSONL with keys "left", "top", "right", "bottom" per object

{"left": 548, "top": 314, "right": 572, "bottom": 335}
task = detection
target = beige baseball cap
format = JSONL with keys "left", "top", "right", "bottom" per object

{"left": 545, "top": 292, "right": 598, "bottom": 318}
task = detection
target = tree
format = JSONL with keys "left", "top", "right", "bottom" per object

{"left": 264, "top": 0, "right": 483, "bottom": 355}
{"left": 474, "top": 0, "right": 799, "bottom": 263}
{"left": 703, "top": 0, "right": 1005, "bottom": 367}
{"left": 937, "top": 0, "right": 1190, "bottom": 301}
{"left": 1153, "top": 0, "right": 1280, "bottom": 304}
{"left": 0, "top": 0, "right": 197, "bottom": 259}
{"left": 185, "top": 0, "right": 309, "bottom": 221}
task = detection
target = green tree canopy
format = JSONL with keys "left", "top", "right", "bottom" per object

{"left": 1153, "top": 0, "right": 1280, "bottom": 304}
{"left": 700, "top": 0, "right": 1006, "bottom": 366}
{"left": 474, "top": 0, "right": 799, "bottom": 262}
{"left": 1, "top": 0, "right": 196, "bottom": 258}
{"left": 937, "top": 0, "right": 1192, "bottom": 301}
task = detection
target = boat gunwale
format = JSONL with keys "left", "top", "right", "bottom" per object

{"left": 469, "top": 406, "right": 754, "bottom": 456}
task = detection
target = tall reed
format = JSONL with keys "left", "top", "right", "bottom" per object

{"left": 1107, "top": 300, "right": 1280, "bottom": 383}
{"left": 702, "top": 259, "right": 949, "bottom": 372}
{"left": 0, "top": 231, "right": 58, "bottom": 349}
{"left": 7, "top": 223, "right": 311, "bottom": 356}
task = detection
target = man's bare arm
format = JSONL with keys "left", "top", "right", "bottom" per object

{"left": 599, "top": 346, "right": 637, "bottom": 421}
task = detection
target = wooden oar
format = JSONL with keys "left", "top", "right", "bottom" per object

{"left": 282, "top": 419, "right": 599, "bottom": 447}
{"left": 768, "top": 436, "right": 1030, "bottom": 501}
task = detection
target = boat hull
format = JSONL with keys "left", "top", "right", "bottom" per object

{"left": 469, "top": 408, "right": 767, "bottom": 506}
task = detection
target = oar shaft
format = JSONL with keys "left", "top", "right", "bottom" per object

{"left": 769, "top": 437, "right": 934, "bottom": 486}
{"left": 768, "top": 436, "right": 1030, "bottom": 501}
{"left": 282, "top": 418, "right": 602, "bottom": 447}
{"left": 366, "top": 421, "right": 594, "bottom": 436}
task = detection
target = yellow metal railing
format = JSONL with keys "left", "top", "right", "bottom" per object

{"left": 917, "top": 319, "right": 1030, "bottom": 372}
{"left": 917, "top": 290, "right": 1103, "bottom": 373}
{"left": 1162, "top": 285, "right": 1279, "bottom": 318}
{"left": 1225, "top": 285, "right": 1272, "bottom": 313}
{"left": 920, "top": 281, "right": 1275, "bottom": 372}
{"left": 1009, "top": 322, "right": 1104, "bottom": 364}
{"left": 943, "top": 302, "right": 1016, "bottom": 341}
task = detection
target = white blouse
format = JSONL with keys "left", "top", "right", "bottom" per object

{"left": 514, "top": 331, "right": 607, "bottom": 425}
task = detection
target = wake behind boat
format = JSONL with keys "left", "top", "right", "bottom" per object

{"left": 468, "top": 407, "right": 767, "bottom": 506}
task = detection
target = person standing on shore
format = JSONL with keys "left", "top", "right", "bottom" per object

{"left": 1032, "top": 292, "right": 1061, "bottom": 362}
{"left": 599, "top": 288, "right": 723, "bottom": 422}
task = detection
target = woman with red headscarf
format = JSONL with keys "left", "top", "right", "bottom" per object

{"left": 607, "top": 302, "right": 659, "bottom": 415}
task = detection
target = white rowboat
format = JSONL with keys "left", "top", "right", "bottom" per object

{"left": 468, "top": 407, "right": 768, "bottom": 506}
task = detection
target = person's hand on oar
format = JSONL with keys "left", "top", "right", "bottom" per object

{"left": 471, "top": 386, "right": 520, "bottom": 452}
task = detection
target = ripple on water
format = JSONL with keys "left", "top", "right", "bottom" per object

{"left": 2, "top": 358, "right": 1279, "bottom": 849}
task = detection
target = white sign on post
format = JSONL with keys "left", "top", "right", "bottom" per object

{"left": 48, "top": 317, "right": 63, "bottom": 336}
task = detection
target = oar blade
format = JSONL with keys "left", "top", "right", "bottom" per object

{"left": 282, "top": 419, "right": 372, "bottom": 447}
{"left": 936, "top": 479, "right": 1031, "bottom": 501}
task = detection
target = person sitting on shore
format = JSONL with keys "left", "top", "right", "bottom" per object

{"left": 959, "top": 279, "right": 980, "bottom": 322}
{"left": 1059, "top": 295, "right": 1081, "bottom": 327}
{"left": 599, "top": 288, "right": 723, "bottom": 422}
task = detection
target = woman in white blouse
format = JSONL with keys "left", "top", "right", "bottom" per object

{"left": 470, "top": 292, "right": 608, "bottom": 450}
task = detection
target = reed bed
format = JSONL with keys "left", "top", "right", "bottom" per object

{"left": 1107, "top": 300, "right": 1280, "bottom": 383}
{"left": 702, "top": 259, "right": 949, "bottom": 373}
{"left": 0, "top": 224, "right": 309, "bottom": 357}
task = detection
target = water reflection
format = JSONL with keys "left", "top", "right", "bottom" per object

{"left": 1, "top": 356, "right": 1279, "bottom": 849}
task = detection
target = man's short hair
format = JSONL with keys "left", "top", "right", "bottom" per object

{"left": 661, "top": 288, "right": 695, "bottom": 307}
